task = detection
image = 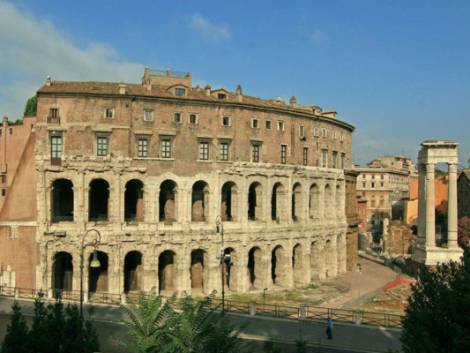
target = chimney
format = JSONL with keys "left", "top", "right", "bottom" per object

{"left": 205, "top": 85, "right": 211, "bottom": 96}
{"left": 119, "top": 84, "right": 127, "bottom": 95}
{"left": 236, "top": 85, "right": 243, "bottom": 102}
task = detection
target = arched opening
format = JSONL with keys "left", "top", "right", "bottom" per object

{"left": 292, "top": 183, "right": 303, "bottom": 222}
{"left": 221, "top": 182, "right": 238, "bottom": 221}
{"left": 324, "top": 240, "right": 336, "bottom": 278}
{"left": 223, "top": 247, "right": 235, "bottom": 290}
{"left": 292, "top": 244, "right": 303, "bottom": 286}
{"left": 125, "top": 179, "right": 144, "bottom": 222}
{"left": 248, "top": 182, "right": 263, "bottom": 221}
{"left": 158, "top": 250, "right": 176, "bottom": 293}
{"left": 190, "top": 249, "right": 206, "bottom": 291}
{"left": 51, "top": 179, "right": 74, "bottom": 222}
{"left": 336, "top": 183, "right": 342, "bottom": 218}
{"left": 310, "top": 242, "right": 322, "bottom": 281}
{"left": 88, "top": 251, "right": 108, "bottom": 294}
{"left": 52, "top": 252, "right": 73, "bottom": 291}
{"left": 324, "top": 184, "right": 333, "bottom": 218}
{"left": 309, "top": 183, "right": 320, "bottom": 219}
{"left": 124, "top": 251, "right": 143, "bottom": 293}
{"left": 247, "top": 247, "right": 262, "bottom": 289}
{"left": 271, "top": 245, "right": 287, "bottom": 286}
{"left": 191, "top": 181, "right": 209, "bottom": 222}
{"left": 159, "top": 180, "right": 177, "bottom": 223}
{"left": 89, "top": 179, "right": 109, "bottom": 221}
{"left": 271, "top": 182, "right": 285, "bottom": 221}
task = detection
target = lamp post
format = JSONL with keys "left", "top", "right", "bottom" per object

{"left": 216, "top": 216, "right": 231, "bottom": 312}
{"left": 79, "top": 228, "right": 101, "bottom": 317}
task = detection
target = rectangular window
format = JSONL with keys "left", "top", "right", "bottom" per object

{"left": 49, "top": 108, "right": 59, "bottom": 120}
{"left": 219, "top": 142, "right": 229, "bottom": 161}
{"left": 371, "top": 182, "right": 375, "bottom": 188}
{"left": 173, "top": 112, "right": 182, "bottom": 124}
{"left": 266, "top": 120, "right": 272, "bottom": 129}
{"left": 251, "top": 118, "right": 259, "bottom": 129}
{"left": 300, "top": 125, "right": 305, "bottom": 139}
{"left": 51, "top": 135, "right": 62, "bottom": 158}
{"left": 322, "top": 128, "right": 328, "bottom": 138}
{"left": 175, "top": 87, "right": 186, "bottom": 97}
{"left": 277, "top": 121, "right": 285, "bottom": 131}
{"left": 251, "top": 144, "right": 260, "bottom": 162}
{"left": 340, "top": 132, "right": 344, "bottom": 141}
{"left": 144, "top": 109, "right": 154, "bottom": 122}
{"left": 105, "top": 107, "right": 114, "bottom": 119}
{"left": 332, "top": 151, "right": 338, "bottom": 168}
{"left": 321, "top": 149, "right": 328, "bottom": 168}
{"left": 303, "top": 147, "right": 308, "bottom": 166}
{"left": 222, "top": 116, "right": 231, "bottom": 127}
{"left": 280, "top": 144, "right": 287, "bottom": 164}
{"left": 341, "top": 153, "right": 345, "bottom": 169}
{"left": 161, "top": 138, "right": 172, "bottom": 158}
{"left": 313, "top": 127, "right": 320, "bottom": 137}
{"left": 137, "top": 138, "right": 148, "bottom": 157}
{"left": 97, "top": 136, "right": 108, "bottom": 156}
{"left": 199, "top": 141, "right": 210, "bottom": 160}
{"left": 189, "top": 114, "right": 198, "bottom": 124}
{"left": 362, "top": 182, "right": 366, "bottom": 188}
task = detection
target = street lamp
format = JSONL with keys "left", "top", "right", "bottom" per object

{"left": 80, "top": 228, "right": 101, "bottom": 317}
{"left": 216, "top": 216, "right": 231, "bottom": 312}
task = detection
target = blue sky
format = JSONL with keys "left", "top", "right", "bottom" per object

{"left": 1, "top": 0, "right": 469, "bottom": 166}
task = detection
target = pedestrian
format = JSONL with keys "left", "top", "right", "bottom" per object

{"left": 326, "top": 317, "right": 333, "bottom": 340}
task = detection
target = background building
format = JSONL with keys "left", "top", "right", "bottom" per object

{"left": 0, "top": 69, "right": 356, "bottom": 299}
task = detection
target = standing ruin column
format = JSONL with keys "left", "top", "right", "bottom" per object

{"left": 417, "top": 163, "right": 426, "bottom": 246}
{"left": 425, "top": 163, "right": 436, "bottom": 247}
{"left": 447, "top": 163, "right": 458, "bottom": 248}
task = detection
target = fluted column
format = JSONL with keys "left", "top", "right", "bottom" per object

{"left": 425, "top": 163, "right": 435, "bottom": 247}
{"left": 447, "top": 163, "right": 458, "bottom": 248}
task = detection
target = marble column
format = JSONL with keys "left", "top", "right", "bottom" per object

{"left": 417, "top": 163, "right": 426, "bottom": 245}
{"left": 447, "top": 163, "right": 458, "bottom": 248}
{"left": 425, "top": 163, "right": 436, "bottom": 247}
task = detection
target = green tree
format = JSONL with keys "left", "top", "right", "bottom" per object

{"left": 401, "top": 249, "right": 470, "bottom": 353}
{"left": 1, "top": 301, "right": 29, "bottom": 353}
{"left": 23, "top": 95, "right": 37, "bottom": 117}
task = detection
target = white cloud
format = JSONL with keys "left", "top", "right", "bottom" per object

{"left": 308, "top": 29, "right": 328, "bottom": 45}
{"left": 0, "top": 1, "right": 143, "bottom": 120}
{"left": 188, "top": 14, "right": 231, "bottom": 42}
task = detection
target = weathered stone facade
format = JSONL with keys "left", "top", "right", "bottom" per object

{"left": 2, "top": 69, "right": 355, "bottom": 298}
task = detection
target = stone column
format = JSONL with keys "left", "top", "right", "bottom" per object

{"left": 425, "top": 163, "right": 435, "bottom": 247}
{"left": 417, "top": 163, "right": 426, "bottom": 245}
{"left": 447, "top": 163, "right": 458, "bottom": 248}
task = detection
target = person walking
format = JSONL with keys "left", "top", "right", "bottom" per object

{"left": 326, "top": 316, "right": 333, "bottom": 340}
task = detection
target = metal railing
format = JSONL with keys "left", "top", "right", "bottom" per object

{"left": 0, "top": 286, "right": 404, "bottom": 328}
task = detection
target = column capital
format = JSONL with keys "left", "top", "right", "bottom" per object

{"left": 448, "top": 163, "right": 458, "bottom": 173}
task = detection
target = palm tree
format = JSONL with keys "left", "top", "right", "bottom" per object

{"left": 120, "top": 294, "right": 175, "bottom": 353}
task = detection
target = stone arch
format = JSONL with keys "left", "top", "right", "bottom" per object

{"left": 271, "top": 245, "right": 288, "bottom": 287}
{"left": 292, "top": 243, "right": 304, "bottom": 286}
{"left": 51, "top": 179, "right": 74, "bottom": 222}
{"left": 324, "top": 184, "right": 333, "bottom": 218}
{"left": 221, "top": 181, "right": 238, "bottom": 222}
{"left": 247, "top": 246, "right": 263, "bottom": 289}
{"left": 89, "top": 178, "right": 109, "bottom": 221}
{"left": 223, "top": 247, "right": 236, "bottom": 290}
{"left": 159, "top": 180, "right": 177, "bottom": 222}
{"left": 52, "top": 251, "right": 73, "bottom": 291}
{"left": 124, "top": 251, "right": 143, "bottom": 293}
{"left": 271, "top": 182, "right": 285, "bottom": 221}
{"left": 125, "top": 179, "right": 144, "bottom": 222}
{"left": 292, "top": 182, "right": 303, "bottom": 222}
{"left": 88, "top": 251, "right": 108, "bottom": 294}
{"left": 248, "top": 182, "right": 263, "bottom": 221}
{"left": 158, "top": 250, "right": 176, "bottom": 294}
{"left": 309, "top": 183, "right": 320, "bottom": 219}
{"left": 191, "top": 181, "right": 209, "bottom": 222}
{"left": 190, "top": 249, "right": 207, "bottom": 292}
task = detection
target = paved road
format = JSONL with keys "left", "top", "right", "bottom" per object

{"left": 0, "top": 297, "right": 402, "bottom": 353}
